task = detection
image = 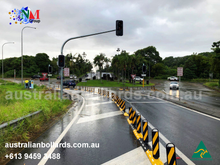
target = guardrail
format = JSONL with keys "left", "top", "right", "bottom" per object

{"left": 0, "top": 110, "right": 42, "bottom": 134}
{"left": 0, "top": 90, "right": 80, "bottom": 134}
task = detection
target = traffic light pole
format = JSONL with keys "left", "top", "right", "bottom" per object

{"left": 60, "top": 29, "right": 116, "bottom": 100}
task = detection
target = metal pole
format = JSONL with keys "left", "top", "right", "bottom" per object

{"left": 60, "top": 29, "right": 116, "bottom": 100}
{"left": 179, "top": 76, "right": 181, "bottom": 101}
{"left": 14, "top": 69, "right": 16, "bottom": 82}
{"left": 2, "top": 44, "right": 4, "bottom": 80}
{"left": 2, "top": 42, "right": 14, "bottom": 80}
{"left": 21, "top": 26, "right": 36, "bottom": 85}
{"left": 149, "top": 60, "right": 150, "bottom": 81}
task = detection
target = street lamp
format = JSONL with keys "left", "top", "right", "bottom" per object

{"left": 70, "top": 55, "right": 77, "bottom": 78}
{"left": 2, "top": 42, "right": 14, "bottom": 79}
{"left": 21, "top": 26, "right": 36, "bottom": 85}
{"left": 145, "top": 54, "right": 150, "bottom": 82}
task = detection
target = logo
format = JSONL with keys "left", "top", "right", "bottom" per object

{"left": 9, "top": 7, "right": 40, "bottom": 25}
{"left": 191, "top": 141, "right": 212, "bottom": 161}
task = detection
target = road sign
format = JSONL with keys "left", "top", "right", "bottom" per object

{"left": 131, "top": 74, "right": 136, "bottom": 80}
{"left": 64, "top": 68, "right": 69, "bottom": 77}
{"left": 48, "top": 74, "right": 52, "bottom": 77}
{"left": 177, "top": 67, "right": 183, "bottom": 76}
{"left": 141, "top": 74, "right": 146, "bottom": 77}
{"left": 42, "top": 73, "right": 48, "bottom": 78}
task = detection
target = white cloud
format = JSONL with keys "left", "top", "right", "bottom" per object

{"left": 0, "top": 0, "right": 220, "bottom": 64}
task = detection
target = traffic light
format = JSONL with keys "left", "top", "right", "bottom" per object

{"left": 116, "top": 20, "right": 123, "bottom": 36}
{"left": 58, "top": 55, "right": 65, "bottom": 67}
{"left": 48, "top": 65, "right": 52, "bottom": 73}
{"left": 142, "top": 64, "right": 146, "bottom": 73}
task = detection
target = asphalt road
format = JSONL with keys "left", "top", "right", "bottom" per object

{"left": 123, "top": 92, "right": 220, "bottom": 165}
{"left": 150, "top": 79, "right": 220, "bottom": 110}
{"left": 3, "top": 79, "right": 220, "bottom": 164}
{"left": 7, "top": 90, "right": 151, "bottom": 165}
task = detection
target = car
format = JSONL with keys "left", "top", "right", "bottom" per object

{"left": 167, "top": 76, "right": 178, "bottom": 81}
{"left": 70, "top": 75, "right": 77, "bottom": 79}
{"left": 31, "top": 75, "right": 41, "bottom": 79}
{"left": 63, "top": 80, "right": 76, "bottom": 88}
{"left": 170, "top": 82, "right": 179, "bottom": 90}
{"left": 39, "top": 77, "right": 49, "bottom": 81}
{"left": 57, "top": 76, "right": 65, "bottom": 80}
{"left": 134, "top": 76, "right": 143, "bottom": 81}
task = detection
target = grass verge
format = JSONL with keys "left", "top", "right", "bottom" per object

{"left": 0, "top": 81, "right": 72, "bottom": 164}
{"left": 203, "top": 82, "right": 220, "bottom": 91}
{"left": 76, "top": 79, "right": 154, "bottom": 87}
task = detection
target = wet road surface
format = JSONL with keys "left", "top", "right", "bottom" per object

{"left": 7, "top": 90, "right": 151, "bottom": 165}
{"left": 150, "top": 79, "right": 220, "bottom": 110}
{"left": 123, "top": 93, "right": 220, "bottom": 165}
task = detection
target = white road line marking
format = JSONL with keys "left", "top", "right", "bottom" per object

{"left": 123, "top": 98, "right": 195, "bottom": 165}
{"left": 149, "top": 95, "right": 220, "bottom": 122}
{"left": 85, "top": 102, "right": 113, "bottom": 107}
{"left": 77, "top": 111, "right": 122, "bottom": 124}
{"left": 38, "top": 96, "right": 85, "bottom": 165}
{"left": 130, "top": 102, "right": 166, "bottom": 103}
{"left": 101, "top": 146, "right": 150, "bottom": 165}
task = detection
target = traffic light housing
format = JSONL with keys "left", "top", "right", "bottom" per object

{"left": 48, "top": 65, "right": 52, "bottom": 73}
{"left": 116, "top": 20, "right": 123, "bottom": 36}
{"left": 58, "top": 55, "right": 65, "bottom": 67}
{"left": 142, "top": 65, "right": 146, "bottom": 73}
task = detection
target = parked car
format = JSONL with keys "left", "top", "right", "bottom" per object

{"left": 57, "top": 76, "right": 65, "bottom": 80}
{"left": 40, "top": 77, "right": 49, "bottom": 81}
{"left": 134, "top": 76, "right": 143, "bottom": 81}
{"left": 31, "top": 75, "right": 41, "bottom": 79}
{"left": 167, "top": 76, "right": 178, "bottom": 81}
{"left": 70, "top": 74, "right": 77, "bottom": 79}
{"left": 63, "top": 80, "right": 76, "bottom": 88}
{"left": 170, "top": 82, "right": 179, "bottom": 90}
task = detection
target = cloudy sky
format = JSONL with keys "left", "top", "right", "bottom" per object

{"left": 1, "top": 0, "right": 220, "bottom": 66}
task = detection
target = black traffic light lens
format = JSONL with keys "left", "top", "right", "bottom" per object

{"left": 58, "top": 55, "right": 65, "bottom": 67}
{"left": 116, "top": 20, "right": 123, "bottom": 36}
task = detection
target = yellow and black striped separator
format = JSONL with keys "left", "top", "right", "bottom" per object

{"left": 119, "top": 101, "right": 125, "bottom": 111}
{"left": 117, "top": 99, "right": 122, "bottom": 107}
{"left": 117, "top": 98, "right": 121, "bottom": 105}
{"left": 134, "top": 113, "right": 143, "bottom": 139}
{"left": 113, "top": 95, "right": 117, "bottom": 102}
{"left": 114, "top": 95, "right": 117, "bottom": 103}
{"left": 115, "top": 95, "right": 119, "bottom": 104}
{"left": 126, "top": 111, "right": 142, "bottom": 140}
{"left": 111, "top": 93, "right": 115, "bottom": 101}
{"left": 145, "top": 129, "right": 163, "bottom": 165}
{"left": 119, "top": 100, "right": 124, "bottom": 108}
{"left": 127, "top": 107, "right": 133, "bottom": 124}
{"left": 152, "top": 129, "right": 159, "bottom": 159}
{"left": 121, "top": 102, "right": 129, "bottom": 116}
{"left": 142, "top": 119, "right": 148, "bottom": 145}
{"left": 166, "top": 143, "right": 177, "bottom": 165}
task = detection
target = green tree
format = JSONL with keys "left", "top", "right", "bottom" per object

{"left": 93, "top": 53, "right": 106, "bottom": 83}
{"left": 35, "top": 53, "right": 50, "bottom": 72}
